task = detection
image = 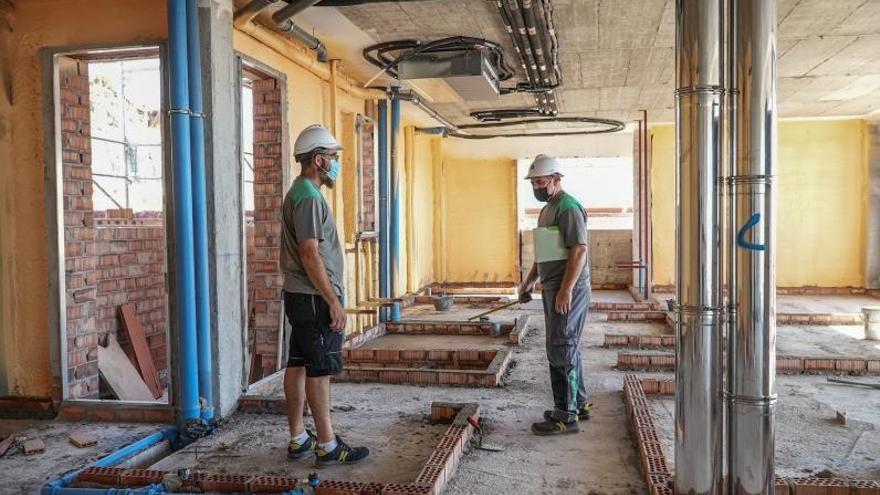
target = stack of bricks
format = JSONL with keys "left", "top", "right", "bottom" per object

{"left": 249, "top": 77, "right": 284, "bottom": 381}
{"left": 592, "top": 301, "right": 661, "bottom": 311}
{"left": 335, "top": 348, "right": 512, "bottom": 387}
{"left": 619, "top": 352, "right": 880, "bottom": 375}
{"left": 605, "top": 333, "right": 676, "bottom": 348}
{"left": 607, "top": 311, "right": 667, "bottom": 322}
{"left": 622, "top": 375, "right": 672, "bottom": 495}
{"left": 60, "top": 57, "right": 101, "bottom": 399}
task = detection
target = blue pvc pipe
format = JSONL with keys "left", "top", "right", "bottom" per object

{"left": 377, "top": 100, "right": 390, "bottom": 321}
{"left": 42, "top": 428, "right": 177, "bottom": 495}
{"left": 185, "top": 0, "right": 214, "bottom": 421}
{"left": 390, "top": 98, "right": 401, "bottom": 300}
{"left": 167, "top": 0, "right": 200, "bottom": 423}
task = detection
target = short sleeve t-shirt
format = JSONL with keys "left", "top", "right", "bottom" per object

{"left": 536, "top": 191, "right": 590, "bottom": 291}
{"left": 280, "top": 176, "right": 345, "bottom": 297}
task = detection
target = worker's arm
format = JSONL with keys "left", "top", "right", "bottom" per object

{"left": 555, "top": 243, "right": 587, "bottom": 314}
{"left": 298, "top": 239, "right": 346, "bottom": 331}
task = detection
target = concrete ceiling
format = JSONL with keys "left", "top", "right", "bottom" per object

{"left": 327, "top": 0, "right": 880, "bottom": 125}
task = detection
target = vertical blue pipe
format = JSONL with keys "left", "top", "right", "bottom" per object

{"left": 185, "top": 0, "right": 213, "bottom": 420}
{"left": 390, "top": 97, "right": 401, "bottom": 302}
{"left": 167, "top": 0, "right": 200, "bottom": 422}
{"left": 377, "top": 100, "right": 390, "bottom": 321}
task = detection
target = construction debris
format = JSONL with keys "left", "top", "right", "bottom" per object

{"left": 22, "top": 438, "right": 45, "bottom": 455}
{"left": 98, "top": 335, "right": 155, "bottom": 401}
{"left": 0, "top": 435, "right": 15, "bottom": 457}
{"left": 835, "top": 410, "right": 847, "bottom": 426}
{"left": 69, "top": 432, "right": 98, "bottom": 448}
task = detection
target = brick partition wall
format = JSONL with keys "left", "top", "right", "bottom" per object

{"left": 61, "top": 57, "right": 101, "bottom": 399}
{"left": 248, "top": 77, "right": 284, "bottom": 381}
{"left": 60, "top": 57, "right": 169, "bottom": 399}
{"left": 93, "top": 214, "right": 168, "bottom": 387}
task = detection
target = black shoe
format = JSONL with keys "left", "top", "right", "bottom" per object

{"left": 543, "top": 403, "right": 592, "bottom": 422}
{"left": 288, "top": 430, "right": 317, "bottom": 460}
{"left": 315, "top": 436, "right": 370, "bottom": 466}
{"left": 531, "top": 419, "right": 580, "bottom": 436}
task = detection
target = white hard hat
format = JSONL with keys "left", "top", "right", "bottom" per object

{"left": 294, "top": 124, "right": 343, "bottom": 156}
{"left": 524, "top": 154, "right": 563, "bottom": 179}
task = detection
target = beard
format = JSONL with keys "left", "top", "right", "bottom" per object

{"left": 321, "top": 175, "right": 336, "bottom": 189}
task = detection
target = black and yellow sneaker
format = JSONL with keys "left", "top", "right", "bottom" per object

{"left": 531, "top": 418, "right": 580, "bottom": 436}
{"left": 315, "top": 436, "right": 370, "bottom": 466}
{"left": 287, "top": 430, "right": 317, "bottom": 460}
{"left": 543, "top": 403, "right": 593, "bottom": 422}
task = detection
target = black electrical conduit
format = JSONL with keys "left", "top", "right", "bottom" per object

{"left": 498, "top": 0, "right": 550, "bottom": 113}
{"left": 387, "top": 89, "right": 623, "bottom": 139}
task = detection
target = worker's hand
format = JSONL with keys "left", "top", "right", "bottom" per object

{"left": 329, "top": 299, "right": 347, "bottom": 332}
{"left": 555, "top": 288, "right": 573, "bottom": 315}
{"left": 518, "top": 290, "right": 533, "bottom": 304}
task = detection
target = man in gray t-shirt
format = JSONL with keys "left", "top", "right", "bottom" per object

{"left": 279, "top": 124, "right": 369, "bottom": 466}
{"left": 519, "top": 154, "right": 592, "bottom": 436}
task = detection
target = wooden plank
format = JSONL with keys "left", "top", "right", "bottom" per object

{"left": 97, "top": 336, "right": 155, "bottom": 402}
{"left": 0, "top": 435, "right": 15, "bottom": 457}
{"left": 118, "top": 304, "right": 162, "bottom": 398}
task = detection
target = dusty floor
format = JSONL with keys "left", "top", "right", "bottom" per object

{"left": 4, "top": 291, "right": 879, "bottom": 494}
{"left": 651, "top": 374, "right": 880, "bottom": 479}
{"left": 0, "top": 420, "right": 162, "bottom": 494}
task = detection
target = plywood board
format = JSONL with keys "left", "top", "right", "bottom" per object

{"left": 118, "top": 304, "right": 162, "bottom": 398}
{"left": 98, "top": 336, "right": 155, "bottom": 402}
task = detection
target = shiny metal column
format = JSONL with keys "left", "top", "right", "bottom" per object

{"left": 674, "top": 1, "right": 724, "bottom": 494}
{"left": 728, "top": 0, "right": 777, "bottom": 494}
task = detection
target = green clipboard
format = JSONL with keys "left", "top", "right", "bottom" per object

{"left": 534, "top": 226, "right": 569, "bottom": 262}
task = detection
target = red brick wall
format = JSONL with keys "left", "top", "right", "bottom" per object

{"left": 93, "top": 217, "right": 168, "bottom": 386}
{"left": 60, "top": 57, "right": 169, "bottom": 399}
{"left": 61, "top": 58, "right": 100, "bottom": 399}
{"left": 248, "top": 77, "right": 283, "bottom": 381}
{"left": 360, "top": 119, "right": 376, "bottom": 233}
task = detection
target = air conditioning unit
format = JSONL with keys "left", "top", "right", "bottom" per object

{"left": 397, "top": 49, "right": 500, "bottom": 101}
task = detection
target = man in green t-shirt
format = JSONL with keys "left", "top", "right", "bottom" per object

{"left": 280, "top": 124, "right": 369, "bottom": 465}
{"left": 519, "top": 154, "right": 593, "bottom": 435}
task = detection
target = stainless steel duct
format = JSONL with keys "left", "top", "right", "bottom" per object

{"left": 278, "top": 19, "right": 329, "bottom": 62}
{"left": 673, "top": 0, "right": 724, "bottom": 493}
{"left": 727, "top": 0, "right": 778, "bottom": 493}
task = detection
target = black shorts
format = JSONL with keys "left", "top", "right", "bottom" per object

{"left": 283, "top": 291, "right": 344, "bottom": 377}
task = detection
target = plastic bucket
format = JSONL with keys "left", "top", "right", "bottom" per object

{"left": 862, "top": 307, "right": 880, "bottom": 341}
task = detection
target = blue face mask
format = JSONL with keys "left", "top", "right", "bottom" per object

{"left": 326, "top": 158, "right": 341, "bottom": 181}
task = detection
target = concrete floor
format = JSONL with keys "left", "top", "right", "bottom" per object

{"left": 650, "top": 374, "right": 880, "bottom": 479}
{"left": 778, "top": 294, "right": 879, "bottom": 314}
{"left": 0, "top": 420, "right": 162, "bottom": 495}
{"left": 4, "top": 292, "right": 879, "bottom": 494}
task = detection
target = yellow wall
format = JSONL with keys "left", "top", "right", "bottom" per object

{"left": 407, "top": 129, "right": 438, "bottom": 290}
{"left": 0, "top": 0, "right": 168, "bottom": 397}
{"left": 650, "top": 119, "right": 868, "bottom": 288}
{"left": 650, "top": 125, "right": 676, "bottom": 287}
{"left": 441, "top": 156, "right": 518, "bottom": 283}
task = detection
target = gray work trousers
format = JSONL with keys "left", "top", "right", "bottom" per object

{"left": 542, "top": 283, "right": 590, "bottom": 422}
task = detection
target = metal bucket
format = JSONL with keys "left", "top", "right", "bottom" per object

{"left": 862, "top": 307, "right": 880, "bottom": 341}
{"left": 432, "top": 295, "right": 454, "bottom": 311}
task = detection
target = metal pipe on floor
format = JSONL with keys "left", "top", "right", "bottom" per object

{"left": 167, "top": 0, "right": 200, "bottom": 424}
{"left": 727, "top": 0, "right": 778, "bottom": 493}
{"left": 378, "top": 100, "right": 390, "bottom": 321}
{"left": 186, "top": 0, "right": 214, "bottom": 422}
{"left": 674, "top": 1, "right": 724, "bottom": 494}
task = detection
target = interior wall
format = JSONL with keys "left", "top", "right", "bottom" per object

{"left": 650, "top": 119, "right": 869, "bottom": 288}
{"left": 440, "top": 156, "right": 518, "bottom": 284}
{"left": 407, "top": 128, "right": 438, "bottom": 291}
{"left": 0, "top": 5, "right": 14, "bottom": 396}
{"left": 0, "top": 0, "right": 167, "bottom": 398}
